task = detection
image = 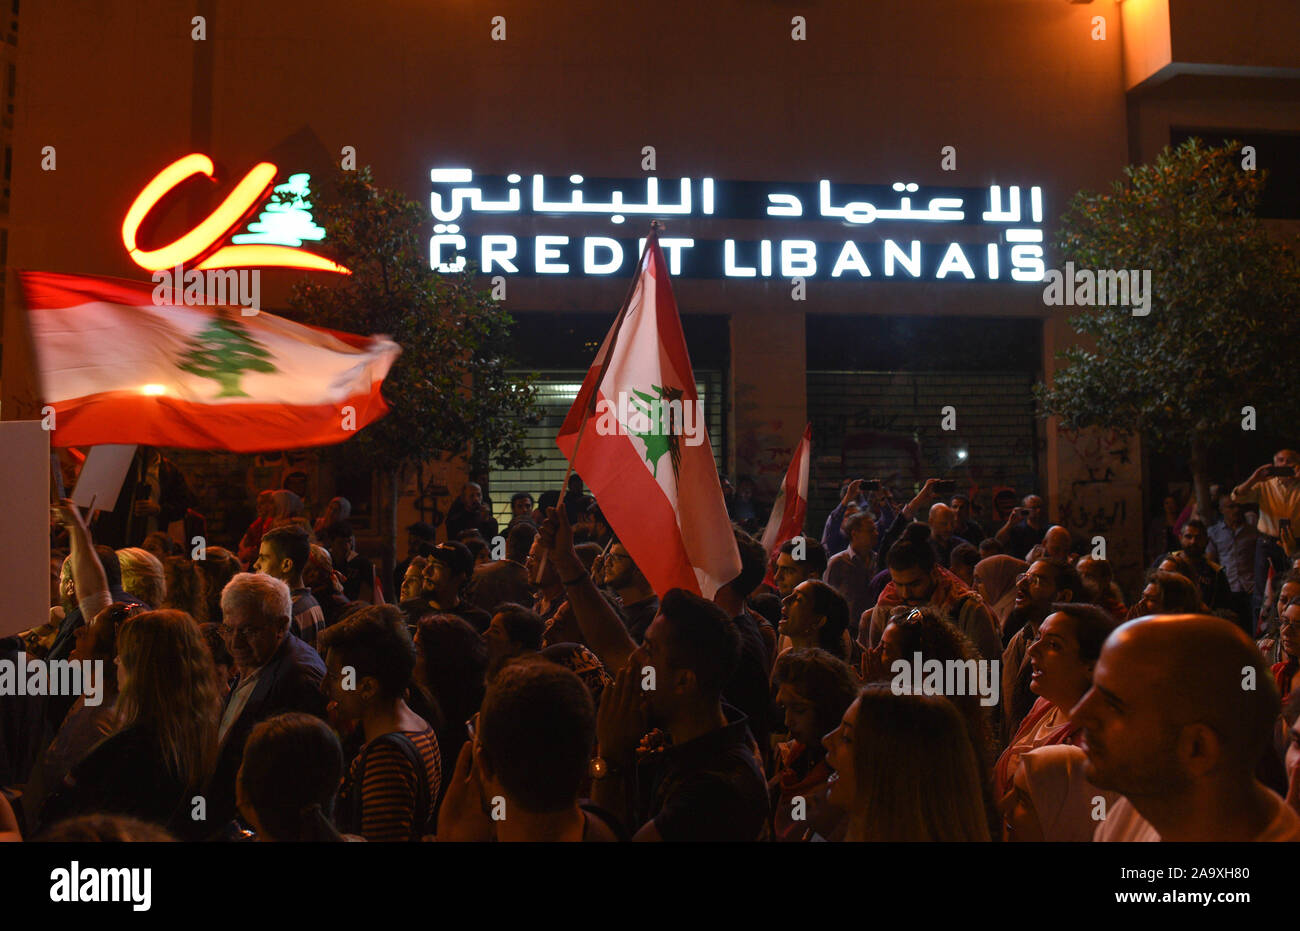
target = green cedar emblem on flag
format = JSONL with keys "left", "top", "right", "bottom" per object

{"left": 177, "top": 312, "right": 278, "bottom": 398}
{"left": 626, "top": 384, "right": 685, "bottom": 480}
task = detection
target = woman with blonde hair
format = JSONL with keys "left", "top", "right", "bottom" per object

{"left": 824, "top": 685, "right": 989, "bottom": 842}
{"left": 116, "top": 546, "right": 166, "bottom": 609}
{"left": 41, "top": 609, "right": 222, "bottom": 838}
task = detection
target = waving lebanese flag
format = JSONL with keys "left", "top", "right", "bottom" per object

{"left": 761, "top": 423, "right": 812, "bottom": 562}
{"left": 556, "top": 236, "right": 740, "bottom": 599}
{"left": 21, "top": 270, "right": 400, "bottom": 452}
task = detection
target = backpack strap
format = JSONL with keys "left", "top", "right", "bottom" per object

{"left": 349, "top": 731, "right": 432, "bottom": 841}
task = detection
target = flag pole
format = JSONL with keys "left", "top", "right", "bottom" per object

{"left": 554, "top": 221, "right": 663, "bottom": 514}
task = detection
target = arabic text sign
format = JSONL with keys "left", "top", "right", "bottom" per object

{"left": 428, "top": 170, "right": 1046, "bottom": 282}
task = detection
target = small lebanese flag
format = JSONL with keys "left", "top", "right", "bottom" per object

{"left": 556, "top": 237, "right": 741, "bottom": 599}
{"left": 760, "top": 423, "right": 812, "bottom": 562}
{"left": 21, "top": 270, "right": 400, "bottom": 452}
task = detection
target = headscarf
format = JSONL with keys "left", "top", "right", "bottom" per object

{"left": 975, "top": 555, "right": 1028, "bottom": 627}
{"left": 1019, "top": 744, "right": 1117, "bottom": 842}
{"left": 271, "top": 489, "right": 304, "bottom": 520}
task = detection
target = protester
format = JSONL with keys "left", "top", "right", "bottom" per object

{"left": 1075, "top": 556, "right": 1127, "bottom": 621}
{"left": 237, "top": 490, "right": 276, "bottom": 567}
{"left": 949, "top": 542, "right": 979, "bottom": 588}
{"left": 1155, "top": 518, "right": 1233, "bottom": 618}
{"left": 994, "top": 603, "right": 1119, "bottom": 799}
{"left": 319, "top": 520, "right": 377, "bottom": 603}
{"left": 445, "top": 482, "right": 499, "bottom": 541}
{"left": 534, "top": 506, "right": 769, "bottom": 840}
{"left": 951, "top": 494, "right": 986, "bottom": 544}
{"left": 995, "top": 494, "right": 1047, "bottom": 559}
{"left": 1233, "top": 451, "right": 1300, "bottom": 622}
{"left": 1001, "top": 745, "right": 1117, "bottom": 842}
{"left": 823, "top": 509, "right": 879, "bottom": 633}
{"left": 1000, "top": 559, "right": 1084, "bottom": 742}
{"left": 321, "top": 606, "right": 442, "bottom": 842}
{"left": 304, "top": 543, "right": 356, "bottom": 628}
{"left": 824, "top": 685, "right": 989, "bottom": 841}
{"left": 407, "top": 541, "right": 490, "bottom": 633}
{"left": 483, "top": 603, "right": 547, "bottom": 679}
{"left": 313, "top": 496, "right": 352, "bottom": 537}
{"left": 438, "top": 662, "right": 621, "bottom": 841}
{"left": 195, "top": 547, "right": 242, "bottom": 626}
{"left": 256, "top": 524, "right": 325, "bottom": 649}
{"left": 601, "top": 538, "right": 659, "bottom": 643}
{"left": 413, "top": 613, "right": 488, "bottom": 800}
{"left": 116, "top": 547, "right": 166, "bottom": 610}
{"left": 394, "top": 521, "right": 438, "bottom": 600}
{"left": 866, "top": 523, "right": 1001, "bottom": 664}
{"left": 1126, "top": 570, "right": 1205, "bottom": 619}
{"left": 1207, "top": 495, "right": 1259, "bottom": 634}
{"left": 770, "top": 649, "right": 859, "bottom": 841}
{"left": 1078, "top": 614, "right": 1300, "bottom": 841}
{"left": 23, "top": 603, "right": 141, "bottom": 821}
{"left": 41, "top": 610, "right": 221, "bottom": 838}
{"left": 779, "top": 580, "right": 851, "bottom": 661}
{"left": 236, "top": 713, "right": 345, "bottom": 842}
{"left": 1274, "top": 599, "right": 1300, "bottom": 701}
{"left": 206, "top": 573, "right": 328, "bottom": 831}
{"left": 973, "top": 554, "right": 1028, "bottom": 634}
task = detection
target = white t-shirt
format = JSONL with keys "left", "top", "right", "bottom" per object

{"left": 1237, "top": 477, "right": 1300, "bottom": 538}
{"left": 1096, "top": 791, "right": 1300, "bottom": 841}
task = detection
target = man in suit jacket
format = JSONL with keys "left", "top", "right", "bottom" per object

{"left": 204, "top": 573, "right": 327, "bottom": 832}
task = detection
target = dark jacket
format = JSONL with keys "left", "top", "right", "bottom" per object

{"left": 204, "top": 632, "right": 327, "bottom": 830}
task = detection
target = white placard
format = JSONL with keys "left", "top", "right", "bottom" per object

{"left": 0, "top": 422, "right": 51, "bottom": 638}
{"left": 72, "top": 444, "right": 137, "bottom": 514}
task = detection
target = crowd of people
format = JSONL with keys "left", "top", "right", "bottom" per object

{"left": 3, "top": 451, "right": 1300, "bottom": 843}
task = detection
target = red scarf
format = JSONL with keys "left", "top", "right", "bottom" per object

{"left": 876, "top": 565, "right": 974, "bottom": 615}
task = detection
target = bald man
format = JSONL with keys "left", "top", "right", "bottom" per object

{"left": 996, "top": 494, "right": 1047, "bottom": 559}
{"left": 1041, "top": 525, "right": 1074, "bottom": 564}
{"left": 927, "top": 502, "right": 970, "bottom": 568}
{"left": 1074, "top": 614, "right": 1300, "bottom": 841}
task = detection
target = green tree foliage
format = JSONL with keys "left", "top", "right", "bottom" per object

{"left": 289, "top": 167, "right": 539, "bottom": 566}
{"left": 1037, "top": 138, "right": 1300, "bottom": 517}
{"left": 177, "top": 313, "right": 277, "bottom": 397}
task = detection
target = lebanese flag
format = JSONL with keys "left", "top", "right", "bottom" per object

{"left": 760, "top": 423, "right": 812, "bottom": 564}
{"left": 21, "top": 270, "right": 400, "bottom": 452}
{"left": 556, "top": 237, "right": 740, "bottom": 599}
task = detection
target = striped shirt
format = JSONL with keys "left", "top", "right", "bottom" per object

{"left": 291, "top": 589, "right": 325, "bottom": 651}
{"left": 344, "top": 728, "right": 442, "bottom": 842}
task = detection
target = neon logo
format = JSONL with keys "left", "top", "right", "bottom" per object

{"left": 122, "top": 153, "right": 349, "bottom": 274}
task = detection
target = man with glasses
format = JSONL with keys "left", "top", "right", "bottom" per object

{"left": 1207, "top": 494, "right": 1259, "bottom": 634}
{"left": 1275, "top": 600, "right": 1300, "bottom": 701}
{"left": 205, "top": 573, "right": 328, "bottom": 832}
{"left": 601, "top": 538, "right": 659, "bottom": 643}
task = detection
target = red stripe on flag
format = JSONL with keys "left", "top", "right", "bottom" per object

{"left": 19, "top": 269, "right": 375, "bottom": 350}
{"left": 46, "top": 383, "right": 389, "bottom": 451}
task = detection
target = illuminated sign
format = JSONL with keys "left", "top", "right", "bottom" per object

{"left": 122, "top": 154, "right": 348, "bottom": 274}
{"left": 428, "top": 170, "right": 1046, "bottom": 282}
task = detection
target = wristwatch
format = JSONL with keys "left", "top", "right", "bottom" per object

{"left": 588, "top": 757, "right": 623, "bottom": 779}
